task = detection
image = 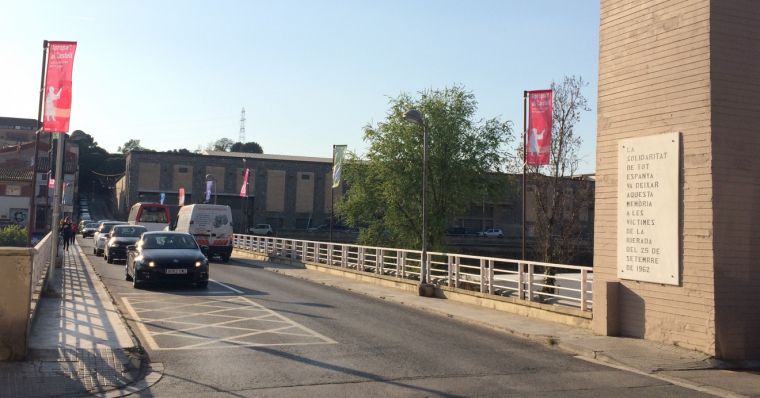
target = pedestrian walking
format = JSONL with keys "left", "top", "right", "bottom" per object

{"left": 60, "top": 217, "right": 73, "bottom": 251}
{"left": 70, "top": 222, "right": 78, "bottom": 247}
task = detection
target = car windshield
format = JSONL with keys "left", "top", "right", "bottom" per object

{"left": 86, "top": 223, "right": 99, "bottom": 228}
{"left": 141, "top": 207, "right": 168, "bottom": 223}
{"left": 142, "top": 234, "right": 198, "bottom": 250}
{"left": 99, "top": 223, "right": 122, "bottom": 233}
{"left": 112, "top": 226, "right": 147, "bottom": 237}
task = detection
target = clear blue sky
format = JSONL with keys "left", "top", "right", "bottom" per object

{"left": 1, "top": 0, "right": 599, "bottom": 173}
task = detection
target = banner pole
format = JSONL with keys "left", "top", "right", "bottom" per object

{"left": 522, "top": 91, "right": 527, "bottom": 262}
{"left": 28, "top": 40, "right": 48, "bottom": 246}
{"left": 46, "top": 132, "right": 65, "bottom": 296}
{"left": 330, "top": 145, "right": 335, "bottom": 243}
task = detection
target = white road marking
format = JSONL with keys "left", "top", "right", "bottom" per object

{"left": 123, "top": 295, "right": 336, "bottom": 351}
{"left": 209, "top": 278, "right": 244, "bottom": 294}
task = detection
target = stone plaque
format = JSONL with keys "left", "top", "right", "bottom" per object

{"left": 617, "top": 132, "right": 679, "bottom": 285}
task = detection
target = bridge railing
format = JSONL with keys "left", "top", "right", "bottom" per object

{"left": 233, "top": 234, "right": 593, "bottom": 312}
{"left": 30, "top": 232, "right": 53, "bottom": 322}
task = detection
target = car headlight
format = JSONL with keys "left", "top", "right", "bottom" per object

{"left": 195, "top": 261, "right": 202, "bottom": 268}
{"left": 148, "top": 261, "right": 155, "bottom": 268}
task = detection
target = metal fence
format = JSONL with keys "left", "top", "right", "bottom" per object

{"left": 233, "top": 234, "right": 593, "bottom": 311}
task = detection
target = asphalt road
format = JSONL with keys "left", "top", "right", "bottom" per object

{"left": 78, "top": 236, "right": 708, "bottom": 397}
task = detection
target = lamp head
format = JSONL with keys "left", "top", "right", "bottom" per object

{"left": 403, "top": 109, "right": 425, "bottom": 126}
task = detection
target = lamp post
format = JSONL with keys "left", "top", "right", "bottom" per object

{"left": 242, "top": 158, "right": 249, "bottom": 233}
{"left": 403, "top": 109, "right": 433, "bottom": 297}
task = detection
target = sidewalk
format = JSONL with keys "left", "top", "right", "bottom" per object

{"left": 235, "top": 252, "right": 760, "bottom": 398}
{"left": 0, "top": 240, "right": 145, "bottom": 398}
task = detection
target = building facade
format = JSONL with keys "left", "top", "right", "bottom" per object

{"left": 0, "top": 118, "right": 79, "bottom": 238}
{"left": 118, "top": 151, "right": 338, "bottom": 233}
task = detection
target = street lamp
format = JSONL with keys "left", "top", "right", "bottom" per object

{"left": 403, "top": 109, "right": 433, "bottom": 297}
{"left": 242, "top": 158, "right": 249, "bottom": 233}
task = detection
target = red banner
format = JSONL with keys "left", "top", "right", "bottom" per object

{"left": 527, "top": 89, "right": 553, "bottom": 165}
{"left": 239, "top": 168, "right": 250, "bottom": 197}
{"left": 42, "top": 41, "right": 77, "bottom": 133}
{"left": 178, "top": 188, "right": 185, "bottom": 206}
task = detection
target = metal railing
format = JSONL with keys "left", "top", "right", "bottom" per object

{"left": 233, "top": 234, "right": 593, "bottom": 311}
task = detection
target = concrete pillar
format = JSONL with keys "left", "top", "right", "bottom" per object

{"left": 0, "top": 248, "right": 33, "bottom": 360}
{"left": 595, "top": 0, "right": 760, "bottom": 360}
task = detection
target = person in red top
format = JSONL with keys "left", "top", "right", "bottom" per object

{"left": 70, "top": 222, "right": 78, "bottom": 246}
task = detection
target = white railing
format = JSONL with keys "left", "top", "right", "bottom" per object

{"left": 30, "top": 232, "right": 53, "bottom": 322}
{"left": 233, "top": 234, "right": 593, "bottom": 312}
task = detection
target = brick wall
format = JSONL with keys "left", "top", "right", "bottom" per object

{"left": 595, "top": 0, "right": 716, "bottom": 354}
{"left": 710, "top": 0, "right": 760, "bottom": 360}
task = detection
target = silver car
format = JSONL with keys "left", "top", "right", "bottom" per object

{"left": 93, "top": 221, "right": 127, "bottom": 256}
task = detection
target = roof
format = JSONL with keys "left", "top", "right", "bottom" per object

{"left": 0, "top": 168, "right": 34, "bottom": 181}
{"left": 204, "top": 151, "right": 332, "bottom": 163}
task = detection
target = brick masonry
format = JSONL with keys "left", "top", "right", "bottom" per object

{"left": 595, "top": 0, "right": 760, "bottom": 360}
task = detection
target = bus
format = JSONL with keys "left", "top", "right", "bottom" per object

{"left": 127, "top": 202, "right": 171, "bottom": 231}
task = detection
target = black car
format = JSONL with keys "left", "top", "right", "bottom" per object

{"left": 104, "top": 225, "right": 148, "bottom": 264}
{"left": 126, "top": 231, "right": 209, "bottom": 289}
{"left": 81, "top": 222, "right": 99, "bottom": 238}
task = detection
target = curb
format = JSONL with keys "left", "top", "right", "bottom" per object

{"left": 74, "top": 239, "right": 163, "bottom": 394}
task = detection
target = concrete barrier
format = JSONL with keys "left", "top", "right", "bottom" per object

{"left": 0, "top": 247, "right": 34, "bottom": 361}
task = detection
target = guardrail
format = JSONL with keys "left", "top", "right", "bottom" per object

{"left": 30, "top": 232, "right": 53, "bottom": 323}
{"left": 233, "top": 234, "right": 593, "bottom": 311}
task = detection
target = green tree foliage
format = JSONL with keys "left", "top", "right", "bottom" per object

{"left": 0, "top": 225, "right": 28, "bottom": 247}
{"left": 117, "top": 139, "right": 147, "bottom": 154}
{"left": 230, "top": 141, "right": 264, "bottom": 153}
{"left": 71, "top": 130, "right": 125, "bottom": 195}
{"left": 337, "top": 86, "right": 514, "bottom": 250}
{"left": 165, "top": 148, "right": 193, "bottom": 154}
{"left": 204, "top": 138, "right": 235, "bottom": 152}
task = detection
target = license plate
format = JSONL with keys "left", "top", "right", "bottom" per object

{"left": 165, "top": 268, "right": 188, "bottom": 275}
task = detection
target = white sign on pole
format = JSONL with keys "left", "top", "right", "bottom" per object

{"left": 617, "top": 132, "right": 679, "bottom": 285}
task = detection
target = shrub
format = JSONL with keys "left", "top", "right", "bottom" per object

{"left": 0, "top": 225, "right": 28, "bottom": 247}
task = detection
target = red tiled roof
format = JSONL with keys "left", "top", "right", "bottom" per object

{"left": 0, "top": 168, "right": 34, "bottom": 181}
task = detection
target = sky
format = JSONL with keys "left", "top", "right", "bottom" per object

{"left": 1, "top": 0, "right": 599, "bottom": 173}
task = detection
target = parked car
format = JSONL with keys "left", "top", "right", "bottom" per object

{"left": 104, "top": 225, "right": 148, "bottom": 264}
{"left": 81, "top": 222, "right": 99, "bottom": 238}
{"left": 125, "top": 231, "right": 209, "bottom": 289}
{"left": 174, "top": 204, "right": 233, "bottom": 262}
{"left": 478, "top": 228, "right": 504, "bottom": 238}
{"left": 249, "top": 223, "right": 273, "bottom": 236}
{"left": 93, "top": 221, "right": 128, "bottom": 256}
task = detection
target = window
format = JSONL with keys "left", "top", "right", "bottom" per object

{"left": 141, "top": 207, "right": 168, "bottom": 223}
{"left": 301, "top": 174, "right": 311, "bottom": 180}
{"left": 178, "top": 167, "right": 188, "bottom": 173}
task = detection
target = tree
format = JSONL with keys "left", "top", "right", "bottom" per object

{"left": 525, "top": 76, "right": 593, "bottom": 294}
{"left": 337, "top": 86, "right": 514, "bottom": 251}
{"left": 165, "top": 148, "right": 192, "bottom": 154}
{"left": 230, "top": 141, "right": 264, "bottom": 154}
{"left": 208, "top": 138, "right": 235, "bottom": 152}
{"left": 71, "top": 130, "right": 125, "bottom": 195}
{"left": 117, "top": 139, "right": 146, "bottom": 154}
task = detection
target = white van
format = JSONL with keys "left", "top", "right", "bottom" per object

{"left": 174, "top": 204, "right": 233, "bottom": 262}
